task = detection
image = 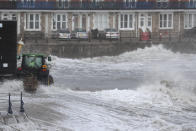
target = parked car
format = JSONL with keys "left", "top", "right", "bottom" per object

{"left": 91, "top": 29, "right": 99, "bottom": 39}
{"left": 71, "top": 28, "right": 88, "bottom": 39}
{"left": 104, "top": 28, "right": 120, "bottom": 39}
{"left": 58, "top": 29, "right": 71, "bottom": 40}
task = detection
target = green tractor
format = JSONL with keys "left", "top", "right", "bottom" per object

{"left": 16, "top": 54, "right": 54, "bottom": 91}
{"left": 0, "top": 21, "right": 53, "bottom": 91}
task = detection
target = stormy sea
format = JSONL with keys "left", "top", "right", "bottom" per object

{"left": 0, "top": 45, "right": 196, "bottom": 131}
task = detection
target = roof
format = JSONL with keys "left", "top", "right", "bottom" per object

{"left": 22, "top": 54, "right": 46, "bottom": 57}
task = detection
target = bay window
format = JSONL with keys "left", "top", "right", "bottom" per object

{"left": 125, "top": 0, "right": 136, "bottom": 8}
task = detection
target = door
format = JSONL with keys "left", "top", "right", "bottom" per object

{"left": 139, "top": 13, "right": 152, "bottom": 32}
{"left": 72, "top": 14, "right": 79, "bottom": 30}
{"left": 0, "top": 21, "right": 17, "bottom": 75}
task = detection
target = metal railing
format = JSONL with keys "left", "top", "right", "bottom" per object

{"left": 45, "top": 31, "right": 187, "bottom": 43}
{"left": 0, "top": 1, "right": 196, "bottom": 10}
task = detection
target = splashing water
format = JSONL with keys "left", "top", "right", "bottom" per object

{"left": 1, "top": 45, "right": 196, "bottom": 131}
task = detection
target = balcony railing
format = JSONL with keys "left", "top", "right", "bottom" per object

{"left": 0, "top": 1, "right": 195, "bottom": 10}
{"left": 0, "top": 1, "right": 17, "bottom": 9}
{"left": 17, "top": 2, "right": 56, "bottom": 9}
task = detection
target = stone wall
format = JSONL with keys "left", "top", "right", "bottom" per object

{"left": 22, "top": 40, "right": 152, "bottom": 58}
{"left": 22, "top": 37, "right": 196, "bottom": 58}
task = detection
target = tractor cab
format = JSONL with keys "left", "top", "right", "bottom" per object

{"left": 22, "top": 54, "right": 47, "bottom": 71}
{"left": 17, "top": 54, "right": 51, "bottom": 74}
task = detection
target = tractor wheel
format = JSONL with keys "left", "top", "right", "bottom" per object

{"left": 41, "top": 75, "right": 54, "bottom": 85}
{"left": 23, "top": 75, "right": 38, "bottom": 91}
{"left": 48, "top": 75, "right": 54, "bottom": 85}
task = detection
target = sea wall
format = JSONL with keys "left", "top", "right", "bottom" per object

{"left": 22, "top": 38, "right": 196, "bottom": 58}
{"left": 162, "top": 38, "right": 196, "bottom": 54}
{"left": 23, "top": 39, "right": 153, "bottom": 58}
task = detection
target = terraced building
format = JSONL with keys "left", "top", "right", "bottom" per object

{"left": 0, "top": 0, "right": 196, "bottom": 39}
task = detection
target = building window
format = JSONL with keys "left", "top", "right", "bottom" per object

{"left": 58, "top": 0, "right": 69, "bottom": 8}
{"left": 22, "top": 0, "right": 35, "bottom": 5}
{"left": 139, "top": 14, "right": 145, "bottom": 27}
{"left": 12, "top": 14, "right": 17, "bottom": 21}
{"left": 120, "top": 14, "right": 134, "bottom": 30}
{"left": 52, "top": 14, "right": 68, "bottom": 30}
{"left": 160, "top": 13, "right": 173, "bottom": 29}
{"left": 147, "top": 14, "right": 152, "bottom": 27}
{"left": 184, "top": 14, "right": 196, "bottom": 29}
{"left": 25, "top": 13, "right": 40, "bottom": 31}
{"left": 2, "top": 14, "right": 8, "bottom": 20}
{"left": 189, "top": 0, "right": 196, "bottom": 4}
{"left": 34, "top": 14, "right": 39, "bottom": 29}
{"left": 73, "top": 15, "right": 79, "bottom": 30}
{"left": 82, "top": 15, "right": 86, "bottom": 30}
{"left": 94, "top": 13, "right": 109, "bottom": 30}
{"left": 1, "top": 13, "right": 17, "bottom": 21}
{"left": 23, "top": 0, "right": 34, "bottom": 3}
{"left": 125, "top": 0, "right": 136, "bottom": 8}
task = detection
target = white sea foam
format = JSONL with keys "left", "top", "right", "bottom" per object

{"left": 1, "top": 45, "right": 196, "bottom": 131}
